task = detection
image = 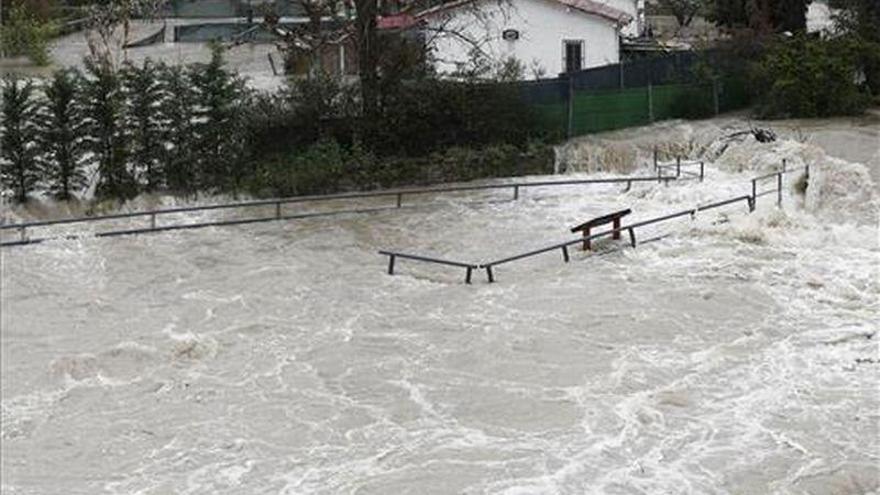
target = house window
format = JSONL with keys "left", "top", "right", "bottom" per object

{"left": 563, "top": 40, "right": 584, "bottom": 73}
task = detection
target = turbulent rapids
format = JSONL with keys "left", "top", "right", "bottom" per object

{"left": 1, "top": 119, "right": 878, "bottom": 494}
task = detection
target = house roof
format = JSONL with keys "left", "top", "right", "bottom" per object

{"left": 415, "top": 0, "right": 632, "bottom": 26}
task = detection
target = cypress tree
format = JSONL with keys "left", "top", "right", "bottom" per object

{"left": 190, "top": 43, "right": 247, "bottom": 192}
{"left": 82, "top": 56, "right": 134, "bottom": 200}
{"left": 122, "top": 59, "right": 164, "bottom": 192}
{"left": 1, "top": 77, "right": 41, "bottom": 203}
{"left": 158, "top": 63, "right": 197, "bottom": 195}
{"left": 41, "top": 68, "right": 88, "bottom": 200}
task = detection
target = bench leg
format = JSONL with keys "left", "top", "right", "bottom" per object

{"left": 582, "top": 228, "right": 591, "bottom": 251}
{"left": 612, "top": 218, "right": 621, "bottom": 240}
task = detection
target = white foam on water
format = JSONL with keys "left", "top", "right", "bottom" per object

{"left": 2, "top": 121, "right": 879, "bottom": 493}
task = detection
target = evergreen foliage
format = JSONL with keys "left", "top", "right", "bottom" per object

{"left": 0, "top": 0, "right": 56, "bottom": 66}
{"left": 157, "top": 63, "right": 198, "bottom": 196}
{"left": 189, "top": 44, "right": 247, "bottom": 192}
{"left": 1, "top": 77, "right": 42, "bottom": 203}
{"left": 706, "top": 0, "right": 807, "bottom": 33}
{"left": 41, "top": 68, "right": 88, "bottom": 200}
{"left": 751, "top": 34, "right": 870, "bottom": 117}
{"left": 82, "top": 56, "right": 134, "bottom": 200}
{"left": 122, "top": 59, "right": 164, "bottom": 192}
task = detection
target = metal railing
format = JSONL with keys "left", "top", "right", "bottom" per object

{"left": 477, "top": 194, "right": 753, "bottom": 282}
{"left": 750, "top": 160, "right": 808, "bottom": 209}
{"left": 1, "top": 174, "right": 678, "bottom": 247}
{"left": 653, "top": 149, "right": 706, "bottom": 182}
{"left": 381, "top": 159, "right": 809, "bottom": 283}
{"left": 378, "top": 250, "right": 479, "bottom": 284}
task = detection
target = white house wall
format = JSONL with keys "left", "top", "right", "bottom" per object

{"left": 426, "top": 0, "right": 622, "bottom": 79}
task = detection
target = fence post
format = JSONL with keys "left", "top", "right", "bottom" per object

{"left": 782, "top": 158, "right": 787, "bottom": 172}
{"left": 396, "top": 193, "right": 402, "bottom": 208}
{"left": 513, "top": 185, "right": 519, "bottom": 200}
{"left": 150, "top": 213, "right": 156, "bottom": 229}
{"left": 387, "top": 255, "right": 396, "bottom": 275}
{"left": 566, "top": 75, "right": 574, "bottom": 138}
{"left": 275, "top": 202, "right": 281, "bottom": 219}
{"left": 777, "top": 172, "right": 783, "bottom": 208}
{"left": 751, "top": 179, "right": 757, "bottom": 211}
{"left": 647, "top": 83, "right": 654, "bottom": 122}
{"left": 653, "top": 146, "right": 658, "bottom": 170}
{"left": 699, "top": 161, "right": 705, "bottom": 182}
{"left": 561, "top": 245, "right": 570, "bottom": 262}
{"left": 19, "top": 226, "right": 26, "bottom": 242}
{"left": 676, "top": 156, "right": 681, "bottom": 177}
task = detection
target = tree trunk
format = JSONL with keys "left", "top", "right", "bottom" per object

{"left": 355, "top": 0, "right": 379, "bottom": 142}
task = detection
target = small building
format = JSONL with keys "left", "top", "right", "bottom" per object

{"left": 416, "top": 0, "right": 633, "bottom": 78}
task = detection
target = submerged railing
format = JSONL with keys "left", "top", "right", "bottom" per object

{"left": 381, "top": 160, "right": 811, "bottom": 283}
{"left": 0, "top": 174, "right": 678, "bottom": 247}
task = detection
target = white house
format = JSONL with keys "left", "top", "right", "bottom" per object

{"left": 416, "top": 0, "right": 634, "bottom": 78}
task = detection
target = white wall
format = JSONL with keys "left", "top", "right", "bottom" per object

{"left": 426, "top": 0, "right": 622, "bottom": 79}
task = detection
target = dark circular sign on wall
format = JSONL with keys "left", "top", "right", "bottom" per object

{"left": 502, "top": 29, "right": 520, "bottom": 41}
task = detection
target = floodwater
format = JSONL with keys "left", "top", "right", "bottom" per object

{"left": 1, "top": 125, "right": 879, "bottom": 494}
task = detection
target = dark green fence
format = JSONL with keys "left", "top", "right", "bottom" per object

{"left": 530, "top": 77, "right": 751, "bottom": 137}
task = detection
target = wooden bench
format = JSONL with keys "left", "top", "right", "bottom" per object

{"left": 570, "top": 209, "right": 632, "bottom": 251}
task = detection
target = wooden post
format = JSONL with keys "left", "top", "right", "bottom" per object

{"left": 647, "top": 83, "right": 654, "bottom": 122}
{"left": 485, "top": 266, "right": 495, "bottom": 283}
{"left": 699, "top": 161, "right": 704, "bottom": 182}
{"left": 582, "top": 227, "right": 591, "bottom": 251}
{"left": 676, "top": 156, "right": 681, "bottom": 177}
{"left": 561, "top": 245, "right": 570, "bottom": 262}
{"left": 387, "top": 255, "right": 395, "bottom": 275}
{"left": 653, "top": 146, "right": 658, "bottom": 170}
{"left": 513, "top": 185, "right": 519, "bottom": 200}
{"left": 150, "top": 213, "right": 156, "bottom": 229}
{"left": 396, "top": 193, "right": 402, "bottom": 208}
{"left": 612, "top": 218, "right": 621, "bottom": 240}
{"left": 465, "top": 267, "right": 472, "bottom": 284}
{"left": 628, "top": 228, "right": 636, "bottom": 248}
{"left": 275, "top": 202, "right": 281, "bottom": 219}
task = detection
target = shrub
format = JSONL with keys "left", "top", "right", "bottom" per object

{"left": 0, "top": 1, "right": 56, "bottom": 66}
{"left": 751, "top": 34, "right": 871, "bottom": 118}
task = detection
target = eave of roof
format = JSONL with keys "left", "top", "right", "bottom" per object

{"left": 415, "top": 0, "right": 632, "bottom": 26}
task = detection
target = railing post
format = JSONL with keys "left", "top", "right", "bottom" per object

{"left": 150, "top": 213, "right": 156, "bottom": 230}
{"left": 19, "top": 226, "right": 26, "bottom": 242}
{"left": 465, "top": 267, "right": 472, "bottom": 284}
{"left": 396, "top": 193, "right": 402, "bottom": 208}
{"left": 513, "top": 185, "right": 519, "bottom": 200}
{"left": 653, "top": 146, "right": 658, "bottom": 170}
{"left": 628, "top": 227, "right": 636, "bottom": 248}
{"left": 561, "top": 245, "right": 570, "bottom": 262}
{"left": 275, "top": 202, "right": 281, "bottom": 219}
{"left": 777, "top": 172, "right": 783, "bottom": 208}
{"left": 657, "top": 167, "right": 662, "bottom": 183}
{"left": 387, "top": 254, "right": 396, "bottom": 275}
{"left": 699, "top": 161, "right": 704, "bottom": 182}
{"left": 676, "top": 156, "right": 681, "bottom": 177}
{"left": 485, "top": 266, "right": 495, "bottom": 283}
